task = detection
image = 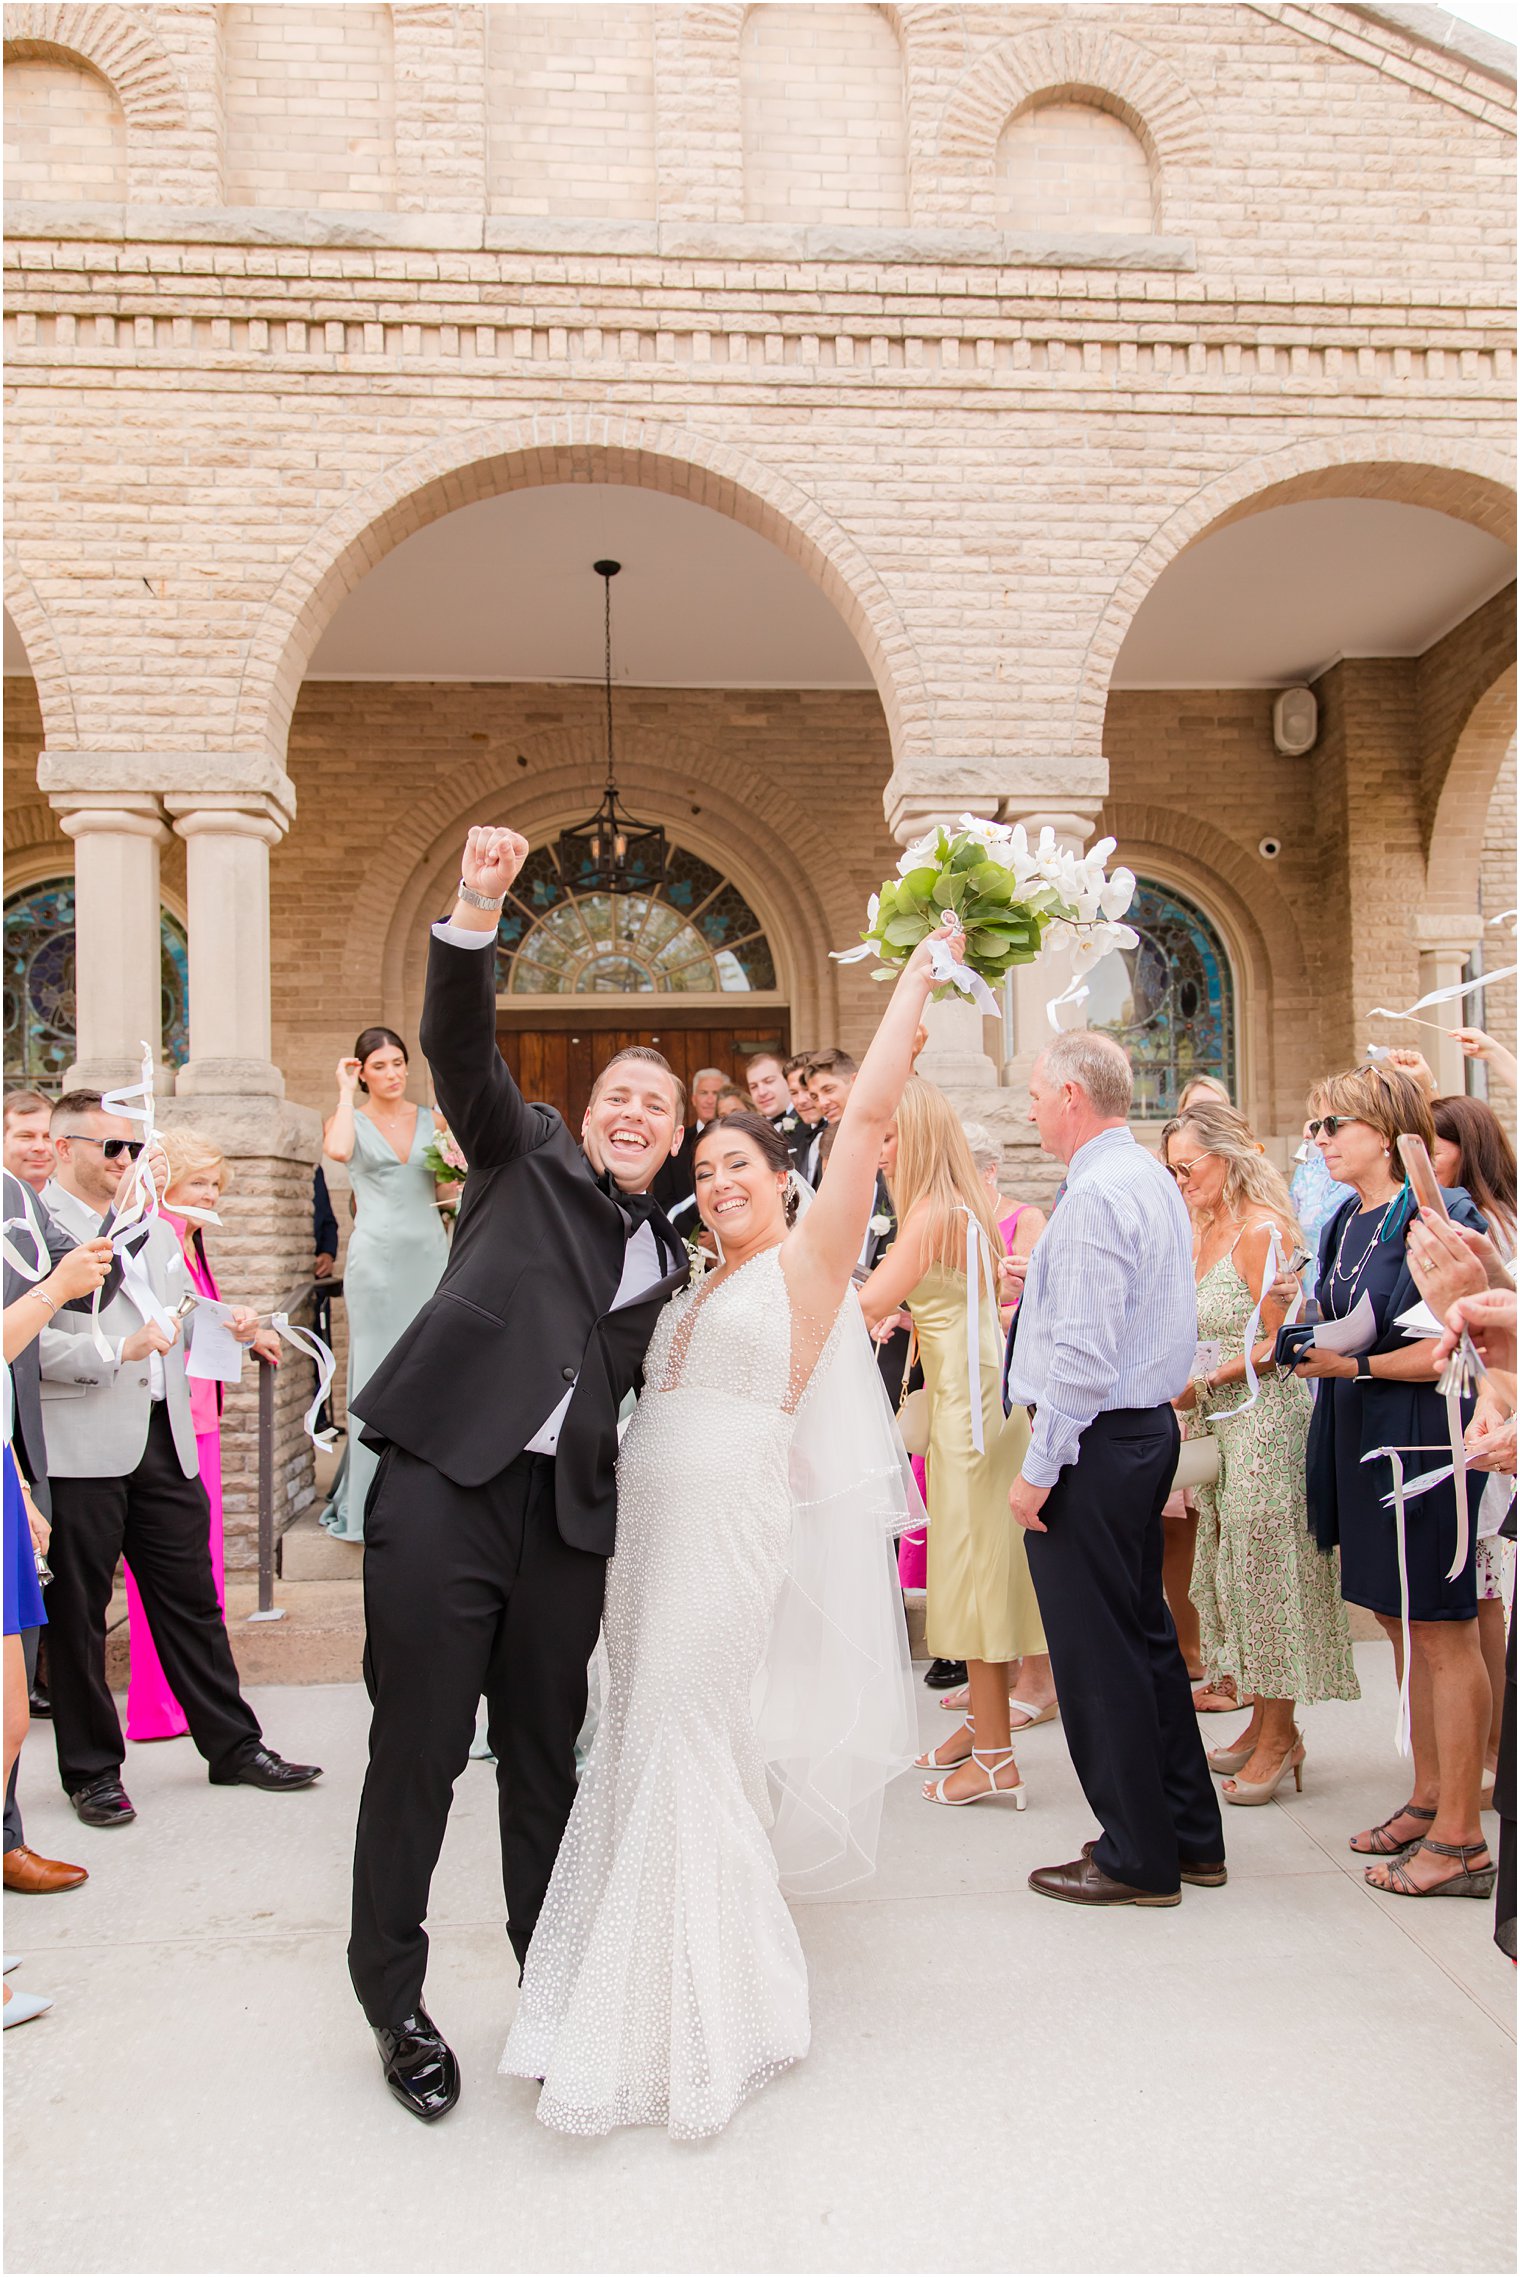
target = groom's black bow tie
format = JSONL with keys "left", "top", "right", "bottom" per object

{"left": 594, "top": 1171, "right": 684, "bottom": 1272}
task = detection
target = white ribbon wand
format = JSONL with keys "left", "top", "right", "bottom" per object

{"left": 956, "top": 1205, "right": 995, "bottom": 1455}
{"left": 1368, "top": 966, "right": 1518, "bottom": 1025}
{"left": 267, "top": 1313, "right": 339, "bottom": 1450}
{"left": 1209, "top": 1226, "right": 1300, "bottom": 1422}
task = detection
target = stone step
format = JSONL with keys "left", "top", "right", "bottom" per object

{"left": 103, "top": 1576, "right": 367, "bottom": 1690}
{"left": 279, "top": 1511, "right": 365, "bottom": 1581}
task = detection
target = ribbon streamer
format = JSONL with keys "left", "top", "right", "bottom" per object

{"left": 269, "top": 1313, "right": 339, "bottom": 1450}
{"left": 1369, "top": 965, "right": 1518, "bottom": 1022}
{"left": 926, "top": 935, "right": 1000, "bottom": 1018}
{"left": 1209, "top": 1225, "right": 1299, "bottom": 1422}
{"left": 956, "top": 1206, "right": 996, "bottom": 1455}
{"left": 90, "top": 1041, "right": 164, "bottom": 1360}
{"left": 1046, "top": 969, "right": 1091, "bottom": 1032}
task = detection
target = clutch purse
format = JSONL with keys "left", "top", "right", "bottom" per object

{"left": 1273, "top": 1321, "right": 1318, "bottom": 1370}
{"left": 1171, "top": 1432, "right": 1221, "bottom": 1494}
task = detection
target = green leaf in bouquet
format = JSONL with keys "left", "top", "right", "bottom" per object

{"left": 875, "top": 880, "right": 900, "bottom": 920}
{"left": 949, "top": 838, "right": 984, "bottom": 874}
{"left": 930, "top": 873, "right": 967, "bottom": 910}
{"left": 967, "top": 863, "right": 1016, "bottom": 903}
{"left": 899, "top": 867, "right": 938, "bottom": 906}
{"left": 883, "top": 913, "right": 929, "bottom": 948}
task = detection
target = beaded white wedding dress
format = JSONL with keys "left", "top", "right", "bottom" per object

{"left": 500, "top": 1245, "right": 916, "bottom": 2141}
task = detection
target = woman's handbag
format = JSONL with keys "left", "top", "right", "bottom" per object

{"left": 895, "top": 1323, "right": 929, "bottom": 1457}
{"left": 1171, "top": 1431, "right": 1221, "bottom": 1494}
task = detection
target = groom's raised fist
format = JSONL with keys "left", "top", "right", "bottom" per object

{"left": 462, "top": 825, "right": 529, "bottom": 898}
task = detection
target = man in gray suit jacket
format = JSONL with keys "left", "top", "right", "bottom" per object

{"left": 39, "top": 1092, "right": 320, "bottom": 1829}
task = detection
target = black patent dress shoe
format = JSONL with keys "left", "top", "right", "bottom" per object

{"left": 923, "top": 1659, "right": 967, "bottom": 1690}
{"left": 28, "top": 1683, "right": 52, "bottom": 1720}
{"left": 208, "top": 1748, "right": 323, "bottom": 1791}
{"left": 374, "top": 2009, "right": 460, "bottom": 2123}
{"left": 69, "top": 1775, "right": 136, "bottom": 1828}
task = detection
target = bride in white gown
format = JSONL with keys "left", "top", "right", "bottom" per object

{"left": 500, "top": 925, "right": 960, "bottom": 2140}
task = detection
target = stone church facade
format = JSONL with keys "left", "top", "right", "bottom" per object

{"left": 4, "top": 2, "right": 1515, "bottom": 1553}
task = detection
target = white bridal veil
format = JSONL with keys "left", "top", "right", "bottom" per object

{"left": 753, "top": 1267, "right": 923, "bottom": 1899}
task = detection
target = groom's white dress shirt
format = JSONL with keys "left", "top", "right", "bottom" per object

{"left": 1006, "top": 1126, "right": 1196, "bottom": 1490}
{"left": 431, "top": 915, "right": 671, "bottom": 1455}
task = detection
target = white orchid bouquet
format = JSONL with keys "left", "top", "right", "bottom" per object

{"left": 835, "top": 815, "right": 1138, "bottom": 1022}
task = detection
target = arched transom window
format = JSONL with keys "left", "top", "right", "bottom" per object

{"left": 1084, "top": 879, "right": 1236, "bottom": 1117}
{"left": 497, "top": 841, "right": 776, "bottom": 996}
{"left": 3, "top": 878, "right": 189, "bottom": 1085}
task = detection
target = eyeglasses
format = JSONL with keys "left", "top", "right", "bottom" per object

{"left": 1306, "top": 1116, "right": 1365, "bottom": 1140}
{"left": 59, "top": 1134, "right": 144, "bottom": 1161}
{"left": 1169, "top": 1157, "right": 1212, "bottom": 1184}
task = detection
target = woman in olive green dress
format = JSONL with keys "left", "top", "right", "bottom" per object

{"left": 860, "top": 1078, "right": 1045, "bottom": 1809}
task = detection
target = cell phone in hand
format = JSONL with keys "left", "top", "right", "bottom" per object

{"left": 1396, "top": 1133, "right": 1450, "bottom": 1222}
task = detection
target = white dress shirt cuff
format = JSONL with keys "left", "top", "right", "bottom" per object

{"left": 431, "top": 920, "right": 497, "bottom": 950}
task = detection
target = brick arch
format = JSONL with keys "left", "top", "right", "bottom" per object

{"left": 345, "top": 731, "right": 849, "bottom": 1051}
{"left": 1426, "top": 661, "right": 1518, "bottom": 914}
{"left": 925, "top": 23, "right": 1209, "bottom": 227}
{"left": 236, "top": 414, "right": 933, "bottom": 784}
{"left": 1079, "top": 438, "right": 1519, "bottom": 761}
{"left": 3, "top": 555, "right": 77, "bottom": 748}
{"left": 1101, "top": 800, "right": 1316, "bottom": 1129}
{"left": 2, "top": 5, "right": 186, "bottom": 134}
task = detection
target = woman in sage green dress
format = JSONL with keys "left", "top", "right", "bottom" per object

{"left": 320, "top": 1027, "right": 450, "bottom": 1542}
{"left": 1163, "top": 1104, "right": 1358, "bottom": 1805}
{"left": 860, "top": 1079, "right": 1045, "bottom": 1810}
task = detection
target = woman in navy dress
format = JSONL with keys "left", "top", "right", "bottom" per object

{"left": 1297, "top": 1064, "right": 1493, "bottom": 1902}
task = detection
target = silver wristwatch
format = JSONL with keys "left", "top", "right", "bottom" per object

{"left": 456, "top": 879, "right": 506, "bottom": 911}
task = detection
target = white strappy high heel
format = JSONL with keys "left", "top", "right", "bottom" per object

{"left": 922, "top": 1745, "right": 1028, "bottom": 1808}
{"left": 914, "top": 1713, "right": 974, "bottom": 1772}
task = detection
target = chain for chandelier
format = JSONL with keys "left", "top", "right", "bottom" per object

{"left": 555, "top": 560, "right": 669, "bottom": 895}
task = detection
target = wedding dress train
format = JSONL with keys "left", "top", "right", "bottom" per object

{"left": 500, "top": 1246, "right": 916, "bottom": 2140}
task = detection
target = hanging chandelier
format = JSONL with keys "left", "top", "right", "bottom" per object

{"left": 556, "top": 559, "right": 669, "bottom": 895}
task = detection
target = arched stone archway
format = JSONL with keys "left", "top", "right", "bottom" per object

{"left": 3, "top": 557, "right": 77, "bottom": 748}
{"left": 235, "top": 415, "right": 933, "bottom": 797}
{"left": 1426, "top": 658, "right": 1518, "bottom": 914}
{"left": 1078, "top": 439, "right": 1518, "bottom": 762}
{"left": 2, "top": 5, "right": 186, "bottom": 150}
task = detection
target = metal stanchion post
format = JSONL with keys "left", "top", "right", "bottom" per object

{"left": 247, "top": 1353, "right": 286, "bottom": 1623}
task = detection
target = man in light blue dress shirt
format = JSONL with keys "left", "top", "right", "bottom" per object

{"left": 1005, "top": 1031, "right": 1225, "bottom": 1907}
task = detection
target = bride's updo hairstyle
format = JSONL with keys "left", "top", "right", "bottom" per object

{"left": 693, "top": 1112, "right": 800, "bottom": 1225}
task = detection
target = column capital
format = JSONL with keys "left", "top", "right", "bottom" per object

{"left": 49, "top": 793, "right": 171, "bottom": 846}
{"left": 1411, "top": 910, "right": 1484, "bottom": 954}
{"left": 997, "top": 800, "right": 1106, "bottom": 843}
{"left": 165, "top": 793, "right": 288, "bottom": 848}
{"left": 885, "top": 761, "right": 1108, "bottom": 847}
{"left": 38, "top": 749, "right": 296, "bottom": 819}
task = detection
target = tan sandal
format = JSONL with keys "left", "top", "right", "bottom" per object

{"left": 1365, "top": 1837, "right": 1496, "bottom": 1899}
{"left": 1348, "top": 1802, "right": 1435, "bottom": 1857}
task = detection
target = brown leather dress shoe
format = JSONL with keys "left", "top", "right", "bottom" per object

{"left": 3, "top": 1845, "right": 89, "bottom": 1894}
{"left": 1029, "top": 1854, "right": 1180, "bottom": 1907}
{"left": 1081, "top": 1838, "right": 1226, "bottom": 1889}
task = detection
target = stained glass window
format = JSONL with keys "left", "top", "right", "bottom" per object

{"left": 3, "top": 879, "right": 189, "bottom": 1087}
{"left": 497, "top": 844, "right": 773, "bottom": 996}
{"left": 1082, "top": 879, "right": 1236, "bottom": 1118}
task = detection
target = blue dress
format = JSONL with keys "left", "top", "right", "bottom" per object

{"left": 1305, "top": 1186, "right": 1486, "bottom": 1623}
{"left": 4, "top": 1442, "right": 46, "bottom": 1636}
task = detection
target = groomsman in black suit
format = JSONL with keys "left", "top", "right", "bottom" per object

{"left": 744, "top": 1050, "right": 812, "bottom": 1176}
{"left": 348, "top": 824, "right": 690, "bottom": 2123}
{"left": 784, "top": 1055, "right": 825, "bottom": 1183}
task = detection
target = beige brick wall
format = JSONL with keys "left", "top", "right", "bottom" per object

{"left": 221, "top": 3, "right": 396, "bottom": 211}
{"left": 3, "top": 50, "right": 126, "bottom": 201}
{"left": 997, "top": 96, "right": 1155, "bottom": 234}
{"left": 1479, "top": 742, "right": 1517, "bottom": 1126}
{"left": 485, "top": 4, "right": 656, "bottom": 221}
{"left": 741, "top": 3, "right": 909, "bottom": 227}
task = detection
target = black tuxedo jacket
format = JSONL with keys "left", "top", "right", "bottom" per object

{"left": 352, "top": 935, "right": 689, "bottom": 1555}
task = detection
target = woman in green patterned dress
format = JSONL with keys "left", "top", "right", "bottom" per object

{"left": 1163, "top": 1104, "right": 1359, "bottom": 1805}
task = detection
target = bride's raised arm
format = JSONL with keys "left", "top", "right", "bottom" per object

{"left": 786, "top": 919, "right": 963, "bottom": 1299}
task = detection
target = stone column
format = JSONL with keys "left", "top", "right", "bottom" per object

{"left": 999, "top": 801, "right": 1105, "bottom": 1093}
{"left": 1411, "top": 911, "right": 1484, "bottom": 1098}
{"left": 50, "top": 794, "right": 171, "bottom": 1092}
{"left": 165, "top": 795, "right": 287, "bottom": 1097}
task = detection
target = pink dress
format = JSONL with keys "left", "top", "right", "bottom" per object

{"left": 897, "top": 1204, "right": 1028, "bottom": 1591}
{"left": 124, "top": 1213, "right": 225, "bottom": 1742}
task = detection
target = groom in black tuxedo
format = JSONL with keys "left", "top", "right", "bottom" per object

{"left": 347, "top": 825, "right": 689, "bottom": 2122}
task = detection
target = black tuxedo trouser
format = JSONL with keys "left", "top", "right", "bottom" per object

{"left": 1024, "top": 1405, "right": 1223, "bottom": 1893}
{"left": 348, "top": 1444, "right": 606, "bottom": 2030}
{"left": 44, "top": 1404, "right": 263, "bottom": 1792}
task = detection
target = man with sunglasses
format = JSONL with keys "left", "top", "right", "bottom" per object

{"left": 38, "top": 1092, "right": 320, "bottom": 1828}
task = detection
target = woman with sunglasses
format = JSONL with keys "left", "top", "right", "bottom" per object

{"left": 1163, "top": 1106, "right": 1358, "bottom": 1804}
{"left": 1300, "top": 1065, "right": 1493, "bottom": 1898}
